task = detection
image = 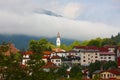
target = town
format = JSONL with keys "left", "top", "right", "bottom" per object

{"left": 0, "top": 33, "right": 120, "bottom": 80}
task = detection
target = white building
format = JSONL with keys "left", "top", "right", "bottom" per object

{"left": 22, "top": 51, "right": 33, "bottom": 65}
{"left": 73, "top": 46, "right": 116, "bottom": 66}
{"left": 51, "top": 55, "right": 62, "bottom": 66}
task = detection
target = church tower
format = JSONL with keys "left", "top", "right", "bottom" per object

{"left": 56, "top": 32, "right": 61, "bottom": 47}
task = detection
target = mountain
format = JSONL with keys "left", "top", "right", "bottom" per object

{"left": 0, "top": 34, "right": 74, "bottom": 49}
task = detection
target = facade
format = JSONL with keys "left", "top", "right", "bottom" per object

{"left": 42, "top": 61, "right": 59, "bottom": 72}
{"left": 80, "top": 51, "right": 99, "bottom": 66}
{"left": 100, "top": 69, "right": 120, "bottom": 79}
{"left": 22, "top": 51, "right": 33, "bottom": 65}
{"left": 73, "top": 46, "right": 116, "bottom": 66}
{"left": 51, "top": 55, "right": 62, "bottom": 66}
{"left": 99, "top": 52, "right": 115, "bottom": 61}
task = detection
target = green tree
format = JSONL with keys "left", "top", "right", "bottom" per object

{"left": 101, "top": 38, "right": 116, "bottom": 46}
{"left": 68, "top": 41, "right": 81, "bottom": 50}
{"left": 56, "top": 65, "right": 69, "bottom": 78}
{"left": 29, "top": 38, "right": 52, "bottom": 54}
{"left": 87, "top": 38, "right": 102, "bottom": 47}
{"left": 81, "top": 40, "right": 89, "bottom": 46}
{"left": 60, "top": 44, "right": 68, "bottom": 50}
{"left": 70, "top": 65, "right": 82, "bottom": 79}
{"left": 102, "top": 61, "right": 117, "bottom": 70}
{"left": 88, "top": 61, "right": 101, "bottom": 78}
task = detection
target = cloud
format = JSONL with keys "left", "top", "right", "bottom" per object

{"left": 0, "top": 10, "right": 119, "bottom": 40}
{"left": 0, "top": 0, "right": 119, "bottom": 40}
{"left": 63, "top": 3, "right": 83, "bottom": 19}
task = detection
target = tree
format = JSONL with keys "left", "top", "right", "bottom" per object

{"left": 88, "top": 61, "right": 101, "bottom": 78}
{"left": 102, "top": 61, "right": 117, "bottom": 70}
{"left": 70, "top": 65, "right": 82, "bottom": 79}
{"left": 87, "top": 38, "right": 102, "bottom": 47}
{"left": 101, "top": 38, "right": 116, "bottom": 46}
{"left": 29, "top": 38, "right": 52, "bottom": 54}
{"left": 56, "top": 65, "right": 69, "bottom": 78}
{"left": 60, "top": 44, "right": 68, "bottom": 50}
{"left": 68, "top": 41, "right": 81, "bottom": 50}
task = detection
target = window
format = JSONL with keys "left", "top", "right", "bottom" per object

{"left": 56, "top": 60, "right": 60, "bottom": 62}
{"left": 109, "top": 57, "right": 111, "bottom": 59}
{"left": 95, "top": 56, "right": 98, "bottom": 58}
{"left": 83, "top": 56, "right": 85, "bottom": 58}
{"left": 95, "top": 53, "right": 97, "bottom": 55}
{"left": 101, "top": 57, "right": 103, "bottom": 59}
{"left": 88, "top": 54, "right": 90, "bottom": 56}
{"left": 108, "top": 74, "right": 109, "bottom": 78}
{"left": 88, "top": 58, "right": 90, "bottom": 60}
{"left": 83, "top": 60, "right": 86, "bottom": 62}
{"left": 52, "top": 60, "right": 54, "bottom": 62}
{"left": 104, "top": 57, "right": 106, "bottom": 59}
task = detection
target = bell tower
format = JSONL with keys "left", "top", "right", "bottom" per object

{"left": 56, "top": 32, "right": 61, "bottom": 47}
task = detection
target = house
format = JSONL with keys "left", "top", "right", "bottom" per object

{"left": 99, "top": 52, "right": 115, "bottom": 62}
{"left": 73, "top": 46, "right": 100, "bottom": 66}
{"left": 42, "top": 51, "right": 51, "bottom": 63}
{"left": 52, "top": 48, "right": 66, "bottom": 57}
{"left": 100, "top": 69, "right": 120, "bottom": 79}
{"left": 73, "top": 46, "right": 116, "bottom": 66}
{"left": 50, "top": 55, "right": 62, "bottom": 66}
{"left": 22, "top": 51, "right": 33, "bottom": 65}
{"left": 42, "top": 61, "right": 59, "bottom": 72}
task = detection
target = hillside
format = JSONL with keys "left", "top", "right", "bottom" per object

{"left": 111, "top": 33, "right": 120, "bottom": 44}
{"left": 0, "top": 34, "right": 75, "bottom": 49}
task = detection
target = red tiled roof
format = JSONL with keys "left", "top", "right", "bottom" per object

{"left": 23, "top": 51, "right": 33, "bottom": 55}
{"left": 51, "top": 55, "right": 61, "bottom": 59}
{"left": 52, "top": 48, "right": 65, "bottom": 52}
{"left": 42, "top": 61, "right": 58, "bottom": 68}
{"left": 108, "top": 69, "right": 120, "bottom": 75}
{"left": 42, "top": 56, "right": 50, "bottom": 59}
{"left": 74, "top": 46, "right": 109, "bottom": 52}
{"left": 43, "top": 51, "right": 51, "bottom": 55}
{"left": 101, "top": 69, "right": 120, "bottom": 75}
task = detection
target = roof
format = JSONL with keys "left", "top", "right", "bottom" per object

{"left": 42, "top": 56, "right": 50, "bottom": 59}
{"left": 100, "top": 52, "right": 115, "bottom": 55}
{"left": 23, "top": 51, "right": 33, "bottom": 55}
{"left": 52, "top": 48, "right": 65, "bottom": 52}
{"left": 93, "top": 70, "right": 101, "bottom": 74}
{"left": 43, "top": 51, "right": 51, "bottom": 55}
{"left": 74, "top": 46, "right": 109, "bottom": 52}
{"left": 51, "top": 55, "right": 61, "bottom": 59}
{"left": 42, "top": 61, "right": 58, "bottom": 68}
{"left": 101, "top": 69, "right": 120, "bottom": 75}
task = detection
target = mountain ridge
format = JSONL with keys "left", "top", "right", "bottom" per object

{"left": 0, "top": 34, "right": 75, "bottom": 49}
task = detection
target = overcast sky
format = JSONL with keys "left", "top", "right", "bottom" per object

{"left": 0, "top": 0, "right": 120, "bottom": 40}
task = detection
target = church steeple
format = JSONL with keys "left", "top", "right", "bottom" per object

{"left": 56, "top": 32, "right": 61, "bottom": 47}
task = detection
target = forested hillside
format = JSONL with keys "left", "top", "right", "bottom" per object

{"left": 111, "top": 33, "right": 120, "bottom": 44}
{"left": 0, "top": 34, "right": 74, "bottom": 49}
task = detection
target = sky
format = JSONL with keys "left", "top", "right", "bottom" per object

{"left": 0, "top": 0, "right": 120, "bottom": 40}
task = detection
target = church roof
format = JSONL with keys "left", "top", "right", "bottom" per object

{"left": 52, "top": 47, "right": 65, "bottom": 52}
